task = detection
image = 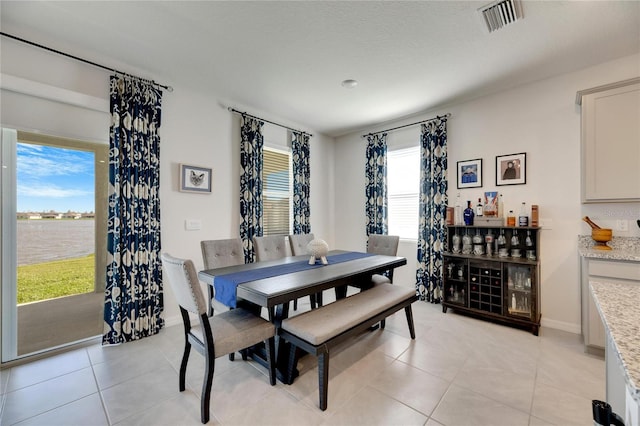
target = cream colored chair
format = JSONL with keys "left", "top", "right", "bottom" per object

{"left": 161, "top": 253, "right": 276, "bottom": 424}
{"left": 367, "top": 234, "right": 400, "bottom": 285}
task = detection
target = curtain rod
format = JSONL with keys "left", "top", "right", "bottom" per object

{"left": 361, "top": 113, "right": 451, "bottom": 138}
{"left": 1, "top": 32, "right": 173, "bottom": 92}
{"left": 227, "top": 108, "right": 313, "bottom": 137}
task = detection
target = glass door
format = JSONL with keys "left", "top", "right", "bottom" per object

{"left": 505, "top": 264, "right": 533, "bottom": 320}
{"left": 1, "top": 129, "right": 108, "bottom": 361}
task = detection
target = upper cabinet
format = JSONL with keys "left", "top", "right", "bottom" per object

{"left": 577, "top": 78, "right": 640, "bottom": 203}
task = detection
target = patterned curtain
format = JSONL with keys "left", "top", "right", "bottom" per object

{"left": 365, "top": 133, "right": 388, "bottom": 235}
{"left": 103, "top": 76, "right": 164, "bottom": 345}
{"left": 291, "top": 131, "right": 311, "bottom": 234}
{"left": 239, "top": 115, "right": 264, "bottom": 263}
{"left": 416, "top": 118, "right": 448, "bottom": 303}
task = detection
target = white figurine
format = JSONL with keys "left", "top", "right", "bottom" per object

{"left": 307, "top": 239, "right": 329, "bottom": 265}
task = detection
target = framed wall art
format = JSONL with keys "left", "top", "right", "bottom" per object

{"left": 496, "top": 152, "right": 526, "bottom": 186}
{"left": 180, "top": 164, "right": 212, "bottom": 193}
{"left": 457, "top": 158, "right": 483, "bottom": 189}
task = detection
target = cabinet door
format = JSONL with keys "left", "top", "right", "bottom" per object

{"left": 581, "top": 81, "right": 640, "bottom": 202}
{"left": 444, "top": 257, "right": 467, "bottom": 307}
{"left": 505, "top": 264, "right": 535, "bottom": 320}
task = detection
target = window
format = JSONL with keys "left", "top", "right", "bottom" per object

{"left": 387, "top": 146, "right": 419, "bottom": 239}
{"left": 263, "top": 147, "right": 292, "bottom": 235}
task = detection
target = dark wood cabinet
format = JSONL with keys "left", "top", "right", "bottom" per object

{"left": 442, "top": 225, "right": 541, "bottom": 335}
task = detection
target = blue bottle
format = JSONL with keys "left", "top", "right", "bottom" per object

{"left": 463, "top": 200, "right": 475, "bottom": 225}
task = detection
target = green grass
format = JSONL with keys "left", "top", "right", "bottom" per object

{"left": 17, "top": 254, "right": 95, "bottom": 304}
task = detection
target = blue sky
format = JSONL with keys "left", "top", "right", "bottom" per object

{"left": 17, "top": 143, "right": 95, "bottom": 213}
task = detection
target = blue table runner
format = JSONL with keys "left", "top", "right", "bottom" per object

{"left": 214, "top": 251, "right": 374, "bottom": 308}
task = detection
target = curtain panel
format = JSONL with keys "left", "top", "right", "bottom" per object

{"left": 103, "top": 76, "right": 164, "bottom": 345}
{"left": 365, "top": 133, "right": 388, "bottom": 236}
{"left": 291, "top": 131, "right": 311, "bottom": 234}
{"left": 239, "top": 115, "right": 264, "bottom": 263}
{"left": 416, "top": 119, "right": 448, "bottom": 303}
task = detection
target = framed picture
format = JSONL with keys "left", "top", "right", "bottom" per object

{"left": 457, "top": 158, "right": 483, "bottom": 189}
{"left": 496, "top": 152, "right": 526, "bottom": 186}
{"left": 180, "top": 164, "right": 212, "bottom": 193}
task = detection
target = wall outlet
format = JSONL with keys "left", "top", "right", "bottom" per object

{"left": 185, "top": 219, "right": 202, "bottom": 231}
{"left": 616, "top": 219, "right": 628, "bottom": 231}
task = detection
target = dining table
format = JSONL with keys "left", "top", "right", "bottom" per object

{"left": 197, "top": 249, "right": 407, "bottom": 382}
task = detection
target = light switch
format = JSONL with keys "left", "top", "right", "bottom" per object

{"left": 185, "top": 219, "right": 202, "bottom": 230}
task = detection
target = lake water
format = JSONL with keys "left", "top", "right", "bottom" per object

{"left": 17, "top": 220, "right": 95, "bottom": 266}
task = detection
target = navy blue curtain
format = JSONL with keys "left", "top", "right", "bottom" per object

{"left": 365, "top": 133, "right": 388, "bottom": 236}
{"left": 292, "top": 131, "right": 311, "bottom": 234}
{"left": 416, "top": 118, "right": 448, "bottom": 302}
{"left": 103, "top": 76, "right": 164, "bottom": 345}
{"left": 239, "top": 115, "right": 264, "bottom": 263}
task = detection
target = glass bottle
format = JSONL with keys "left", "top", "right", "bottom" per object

{"left": 476, "top": 198, "right": 483, "bottom": 217}
{"left": 463, "top": 201, "right": 474, "bottom": 226}
{"left": 462, "top": 228, "right": 472, "bottom": 254}
{"left": 452, "top": 228, "right": 461, "bottom": 253}
{"left": 497, "top": 194, "right": 504, "bottom": 218}
{"left": 525, "top": 230, "right": 533, "bottom": 247}
{"left": 507, "top": 210, "right": 516, "bottom": 226}
{"left": 518, "top": 202, "right": 529, "bottom": 227}
{"left": 454, "top": 192, "right": 462, "bottom": 225}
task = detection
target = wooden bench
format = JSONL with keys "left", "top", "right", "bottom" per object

{"left": 278, "top": 283, "right": 418, "bottom": 410}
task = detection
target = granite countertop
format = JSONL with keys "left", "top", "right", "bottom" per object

{"left": 578, "top": 235, "right": 640, "bottom": 262}
{"left": 591, "top": 281, "right": 640, "bottom": 404}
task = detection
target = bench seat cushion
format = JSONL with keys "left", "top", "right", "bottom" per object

{"left": 281, "top": 283, "right": 415, "bottom": 345}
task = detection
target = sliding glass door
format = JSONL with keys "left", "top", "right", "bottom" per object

{"left": 1, "top": 128, "right": 108, "bottom": 361}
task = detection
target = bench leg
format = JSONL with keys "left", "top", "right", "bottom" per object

{"left": 405, "top": 305, "right": 416, "bottom": 339}
{"left": 318, "top": 351, "right": 329, "bottom": 411}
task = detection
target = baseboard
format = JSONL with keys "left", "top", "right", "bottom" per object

{"left": 163, "top": 314, "right": 183, "bottom": 328}
{"left": 540, "top": 317, "right": 581, "bottom": 334}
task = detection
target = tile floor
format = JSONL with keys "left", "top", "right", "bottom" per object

{"left": 0, "top": 298, "right": 604, "bottom": 425}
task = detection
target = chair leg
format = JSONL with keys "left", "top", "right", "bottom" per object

{"left": 293, "top": 298, "right": 298, "bottom": 311}
{"left": 310, "top": 294, "right": 317, "bottom": 310}
{"left": 318, "top": 352, "right": 329, "bottom": 411}
{"left": 316, "top": 291, "right": 323, "bottom": 307}
{"left": 405, "top": 305, "right": 416, "bottom": 339}
{"left": 380, "top": 319, "right": 386, "bottom": 329}
{"left": 207, "top": 286, "right": 215, "bottom": 317}
{"left": 179, "top": 341, "right": 191, "bottom": 392}
{"left": 228, "top": 353, "right": 235, "bottom": 361}
{"left": 266, "top": 337, "right": 276, "bottom": 386}
{"left": 201, "top": 353, "right": 215, "bottom": 424}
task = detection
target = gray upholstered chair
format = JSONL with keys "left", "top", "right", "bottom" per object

{"left": 161, "top": 253, "right": 276, "bottom": 424}
{"left": 367, "top": 234, "right": 400, "bottom": 285}
{"left": 252, "top": 235, "right": 288, "bottom": 261}
{"left": 200, "top": 238, "right": 245, "bottom": 317}
{"left": 288, "top": 233, "right": 323, "bottom": 309}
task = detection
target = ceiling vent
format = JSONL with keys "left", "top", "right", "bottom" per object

{"left": 480, "top": 0, "right": 523, "bottom": 33}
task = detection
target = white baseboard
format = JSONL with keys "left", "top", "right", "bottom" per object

{"left": 163, "top": 314, "right": 183, "bottom": 328}
{"left": 540, "top": 317, "right": 581, "bottom": 334}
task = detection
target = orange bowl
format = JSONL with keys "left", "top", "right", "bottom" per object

{"left": 591, "top": 228, "right": 612, "bottom": 243}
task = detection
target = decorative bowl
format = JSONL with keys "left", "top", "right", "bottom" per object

{"left": 591, "top": 228, "right": 612, "bottom": 250}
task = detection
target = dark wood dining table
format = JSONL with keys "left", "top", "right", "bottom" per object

{"left": 197, "top": 249, "right": 407, "bottom": 381}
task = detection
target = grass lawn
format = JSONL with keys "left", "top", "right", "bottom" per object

{"left": 17, "top": 254, "right": 95, "bottom": 304}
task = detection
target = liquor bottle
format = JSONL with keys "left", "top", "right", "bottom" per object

{"left": 507, "top": 210, "right": 516, "bottom": 226}
{"left": 463, "top": 201, "right": 474, "bottom": 226}
{"left": 518, "top": 202, "right": 529, "bottom": 227}
{"left": 476, "top": 198, "right": 483, "bottom": 217}
{"left": 497, "top": 194, "right": 504, "bottom": 218}
{"left": 531, "top": 204, "right": 539, "bottom": 227}
{"left": 454, "top": 192, "right": 462, "bottom": 225}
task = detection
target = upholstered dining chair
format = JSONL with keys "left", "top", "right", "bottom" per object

{"left": 288, "top": 233, "right": 323, "bottom": 310}
{"left": 200, "top": 238, "right": 244, "bottom": 317}
{"left": 161, "top": 253, "right": 276, "bottom": 424}
{"left": 364, "top": 234, "right": 400, "bottom": 329}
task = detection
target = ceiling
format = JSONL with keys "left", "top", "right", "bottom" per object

{"left": 1, "top": 1, "right": 639, "bottom": 137}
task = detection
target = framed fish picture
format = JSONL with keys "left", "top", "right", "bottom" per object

{"left": 180, "top": 164, "right": 212, "bottom": 193}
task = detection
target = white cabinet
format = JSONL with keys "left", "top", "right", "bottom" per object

{"left": 581, "top": 258, "right": 640, "bottom": 350}
{"left": 577, "top": 78, "right": 640, "bottom": 203}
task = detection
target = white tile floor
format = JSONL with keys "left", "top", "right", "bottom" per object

{"left": 0, "top": 299, "right": 604, "bottom": 425}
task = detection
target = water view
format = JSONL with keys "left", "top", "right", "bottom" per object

{"left": 17, "top": 219, "right": 95, "bottom": 266}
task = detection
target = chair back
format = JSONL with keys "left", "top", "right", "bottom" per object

{"left": 161, "top": 253, "right": 207, "bottom": 316}
{"left": 201, "top": 238, "right": 244, "bottom": 269}
{"left": 288, "top": 233, "right": 315, "bottom": 256}
{"left": 253, "top": 235, "right": 287, "bottom": 261}
{"left": 367, "top": 234, "right": 400, "bottom": 256}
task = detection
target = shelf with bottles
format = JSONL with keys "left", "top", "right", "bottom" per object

{"left": 443, "top": 258, "right": 468, "bottom": 306}
{"left": 446, "top": 225, "right": 540, "bottom": 264}
{"left": 468, "top": 261, "right": 503, "bottom": 315}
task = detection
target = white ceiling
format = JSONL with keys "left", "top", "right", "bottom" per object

{"left": 1, "top": 1, "right": 639, "bottom": 137}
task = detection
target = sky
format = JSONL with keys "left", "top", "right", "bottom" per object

{"left": 17, "top": 143, "right": 95, "bottom": 213}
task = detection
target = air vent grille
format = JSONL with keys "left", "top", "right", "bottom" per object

{"left": 480, "top": 0, "right": 523, "bottom": 33}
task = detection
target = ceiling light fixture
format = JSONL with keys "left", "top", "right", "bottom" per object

{"left": 341, "top": 79, "right": 358, "bottom": 89}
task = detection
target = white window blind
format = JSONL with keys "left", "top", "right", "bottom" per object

{"left": 263, "top": 147, "right": 292, "bottom": 236}
{"left": 388, "top": 146, "right": 419, "bottom": 239}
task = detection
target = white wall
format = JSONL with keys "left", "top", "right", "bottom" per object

{"left": 334, "top": 53, "right": 640, "bottom": 333}
{"left": 0, "top": 38, "right": 335, "bottom": 329}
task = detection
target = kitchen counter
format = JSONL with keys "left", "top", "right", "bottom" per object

{"left": 579, "top": 235, "right": 640, "bottom": 262}
{"left": 590, "top": 281, "right": 640, "bottom": 407}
